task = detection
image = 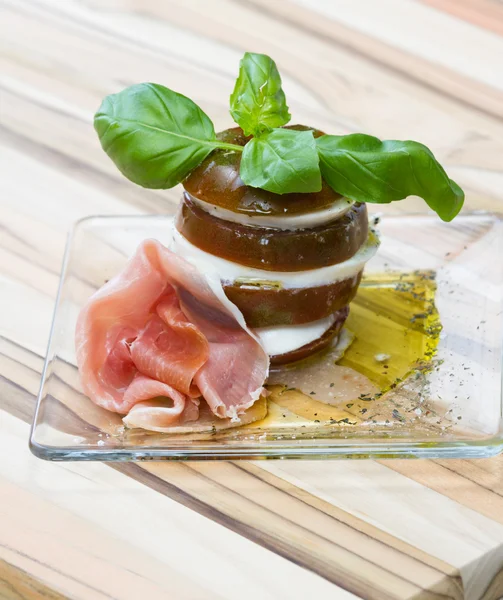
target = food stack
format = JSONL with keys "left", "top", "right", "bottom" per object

{"left": 173, "top": 126, "right": 378, "bottom": 365}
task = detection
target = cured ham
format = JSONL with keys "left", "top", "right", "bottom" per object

{"left": 130, "top": 296, "right": 208, "bottom": 398}
{"left": 123, "top": 397, "right": 267, "bottom": 434}
{"left": 75, "top": 240, "right": 269, "bottom": 426}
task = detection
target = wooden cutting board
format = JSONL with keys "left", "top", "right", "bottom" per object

{"left": 1, "top": 1, "right": 503, "bottom": 598}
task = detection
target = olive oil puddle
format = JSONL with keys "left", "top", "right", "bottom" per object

{"left": 248, "top": 270, "right": 447, "bottom": 435}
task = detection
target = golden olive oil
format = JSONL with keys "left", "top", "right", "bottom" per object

{"left": 341, "top": 270, "right": 440, "bottom": 390}
{"left": 248, "top": 271, "right": 443, "bottom": 433}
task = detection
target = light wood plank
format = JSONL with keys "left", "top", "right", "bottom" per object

{"left": 418, "top": 0, "right": 503, "bottom": 37}
{"left": 1, "top": 411, "right": 348, "bottom": 600}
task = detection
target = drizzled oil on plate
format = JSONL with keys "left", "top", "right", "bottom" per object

{"left": 30, "top": 213, "right": 503, "bottom": 459}
{"left": 265, "top": 271, "right": 442, "bottom": 432}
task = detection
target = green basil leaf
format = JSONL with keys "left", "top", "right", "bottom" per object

{"left": 240, "top": 128, "right": 322, "bottom": 194}
{"left": 94, "top": 83, "right": 221, "bottom": 189}
{"left": 316, "top": 134, "right": 464, "bottom": 221}
{"left": 230, "top": 52, "right": 291, "bottom": 137}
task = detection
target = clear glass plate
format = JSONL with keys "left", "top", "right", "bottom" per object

{"left": 30, "top": 213, "right": 503, "bottom": 460}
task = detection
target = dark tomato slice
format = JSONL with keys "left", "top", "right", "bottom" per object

{"left": 176, "top": 195, "right": 368, "bottom": 272}
{"left": 182, "top": 126, "right": 345, "bottom": 217}
{"left": 223, "top": 272, "right": 362, "bottom": 327}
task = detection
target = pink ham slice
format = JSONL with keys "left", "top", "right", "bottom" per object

{"left": 75, "top": 239, "right": 269, "bottom": 425}
{"left": 129, "top": 295, "right": 208, "bottom": 398}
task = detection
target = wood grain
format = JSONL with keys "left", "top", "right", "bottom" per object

{"left": 418, "top": 0, "right": 503, "bottom": 36}
{"left": 0, "top": 560, "right": 67, "bottom": 600}
{"left": 1, "top": 0, "right": 503, "bottom": 598}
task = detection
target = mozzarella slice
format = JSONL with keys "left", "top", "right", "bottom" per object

{"left": 254, "top": 314, "right": 337, "bottom": 356}
{"left": 169, "top": 226, "right": 379, "bottom": 289}
{"left": 188, "top": 193, "right": 355, "bottom": 230}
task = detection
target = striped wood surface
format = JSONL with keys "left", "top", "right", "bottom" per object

{"left": 1, "top": 0, "right": 503, "bottom": 598}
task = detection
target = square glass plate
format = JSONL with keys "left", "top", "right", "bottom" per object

{"left": 30, "top": 213, "right": 503, "bottom": 460}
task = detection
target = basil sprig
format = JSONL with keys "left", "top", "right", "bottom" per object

{"left": 230, "top": 53, "right": 320, "bottom": 194}
{"left": 230, "top": 52, "right": 291, "bottom": 137}
{"left": 316, "top": 134, "right": 464, "bottom": 221}
{"left": 93, "top": 53, "right": 464, "bottom": 220}
{"left": 94, "top": 83, "right": 242, "bottom": 189}
{"left": 240, "top": 128, "right": 321, "bottom": 194}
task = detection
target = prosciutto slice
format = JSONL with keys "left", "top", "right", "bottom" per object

{"left": 75, "top": 239, "right": 269, "bottom": 425}
{"left": 123, "top": 397, "right": 267, "bottom": 434}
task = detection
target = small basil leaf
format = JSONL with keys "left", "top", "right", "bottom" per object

{"left": 94, "top": 83, "right": 218, "bottom": 189}
{"left": 240, "top": 128, "right": 322, "bottom": 194}
{"left": 230, "top": 52, "right": 291, "bottom": 137}
{"left": 316, "top": 134, "right": 464, "bottom": 221}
